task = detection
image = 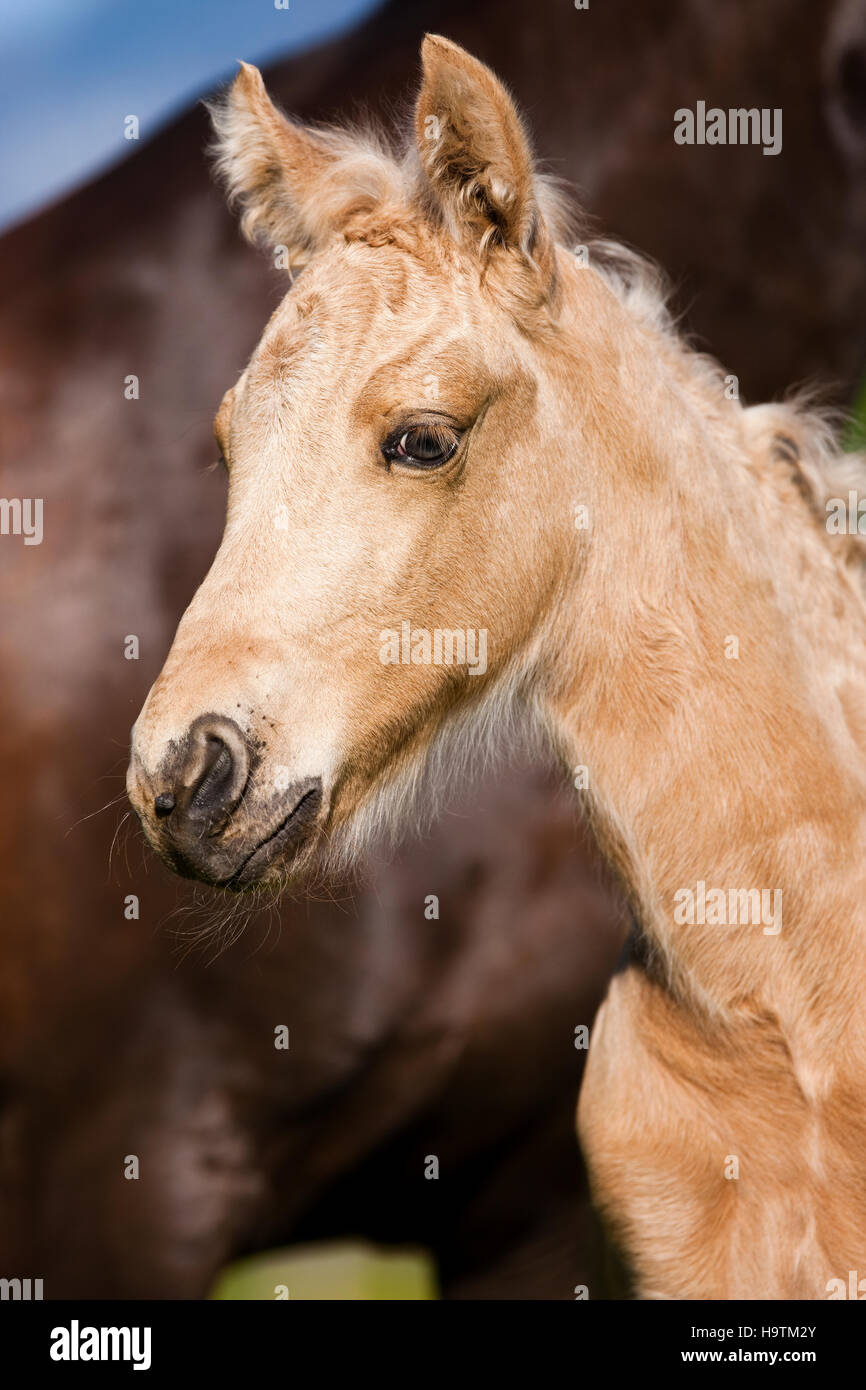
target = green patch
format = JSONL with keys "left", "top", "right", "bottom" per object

{"left": 210, "top": 1240, "right": 438, "bottom": 1301}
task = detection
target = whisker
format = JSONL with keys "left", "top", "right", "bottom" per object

{"left": 108, "top": 810, "right": 132, "bottom": 880}
{"left": 65, "top": 789, "right": 130, "bottom": 837}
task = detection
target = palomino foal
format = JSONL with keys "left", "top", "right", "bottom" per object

{"left": 128, "top": 38, "right": 866, "bottom": 1298}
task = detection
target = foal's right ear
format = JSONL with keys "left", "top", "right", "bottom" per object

{"left": 208, "top": 63, "right": 396, "bottom": 268}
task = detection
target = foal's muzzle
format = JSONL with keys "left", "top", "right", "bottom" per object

{"left": 127, "top": 713, "right": 322, "bottom": 888}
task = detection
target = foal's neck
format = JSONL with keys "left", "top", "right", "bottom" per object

{"left": 546, "top": 267, "right": 866, "bottom": 1052}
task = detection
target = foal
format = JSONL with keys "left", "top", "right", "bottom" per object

{"left": 128, "top": 37, "right": 866, "bottom": 1298}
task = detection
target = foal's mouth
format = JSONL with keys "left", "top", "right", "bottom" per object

{"left": 222, "top": 784, "right": 323, "bottom": 890}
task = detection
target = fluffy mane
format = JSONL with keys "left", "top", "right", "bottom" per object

{"left": 584, "top": 236, "right": 866, "bottom": 586}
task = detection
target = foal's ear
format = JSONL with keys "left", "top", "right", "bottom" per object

{"left": 209, "top": 63, "right": 396, "bottom": 267}
{"left": 415, "top": 35, "right": 555, "bottom": 276}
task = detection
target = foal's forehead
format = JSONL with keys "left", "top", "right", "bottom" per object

{"left": 248, "top": 241, "right": 489, "bottom": 382}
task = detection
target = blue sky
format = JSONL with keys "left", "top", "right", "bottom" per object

{"left": 0, "top": 0, "right": 383, "bottom": 232}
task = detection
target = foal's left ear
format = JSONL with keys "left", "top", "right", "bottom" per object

{"left": 415, "top": 35, "right": 556, "bottom": 280}
{"left": 209, "top": 62, "right": 399, "bottom": 267}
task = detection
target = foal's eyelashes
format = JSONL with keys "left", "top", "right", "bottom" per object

{"left": 380, "top": 420, "right": 462, "bottom": 471}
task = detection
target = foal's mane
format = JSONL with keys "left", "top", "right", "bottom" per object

{"left": 586, "top": 236, "right": 866, "bottom": 588}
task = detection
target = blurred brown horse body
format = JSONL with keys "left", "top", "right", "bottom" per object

{"left": 1, "top": 0, "right": 865, "bottom": 1298}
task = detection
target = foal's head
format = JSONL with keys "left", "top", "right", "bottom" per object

{"left": 126, "top": 37, "right": 624, "bottom": 888}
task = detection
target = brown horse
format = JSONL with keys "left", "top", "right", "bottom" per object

{"left": 130, "top": 38, "right": 866, "bottom": 1299}
{"left": 3, "top": 0, "right": 866, "bottom": 1299}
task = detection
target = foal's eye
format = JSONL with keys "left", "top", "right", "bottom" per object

{"left": 382, "top": 422, "right": 459, "bottom": 470}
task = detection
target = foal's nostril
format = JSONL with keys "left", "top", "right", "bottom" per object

{"left": 190, "top": 737, "right": 234, "bottom": 813}
{"left": 178, "top": 714, "right": 251, "bottom": 828}
{"left": 154, "top": 792, "right": 175, "bottom": 818}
